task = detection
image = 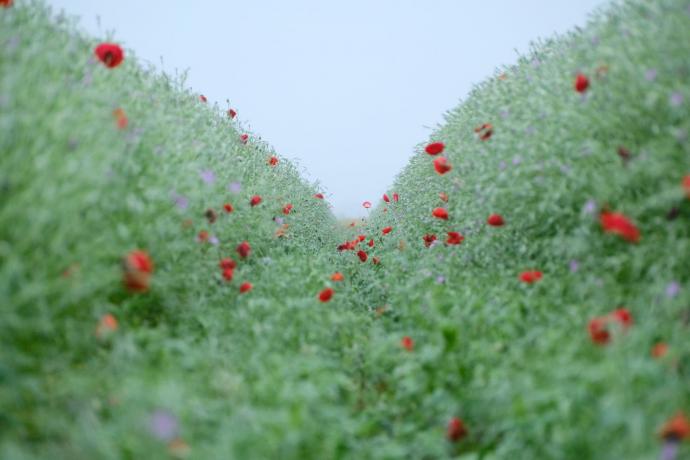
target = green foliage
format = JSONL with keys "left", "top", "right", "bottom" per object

{"left": 1, "top": 0, "right": 689, "bottom": 459}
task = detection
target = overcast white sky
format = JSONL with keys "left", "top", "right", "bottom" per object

{"left": 49, "top": 0, "right": 607, "bottom": 218}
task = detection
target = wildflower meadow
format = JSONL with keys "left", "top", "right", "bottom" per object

{"left": 1, "top": 0, "right": 689, "bottom": 459}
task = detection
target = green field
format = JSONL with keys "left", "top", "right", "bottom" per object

{"left": 1, "top": 0, "right": 689, "bottom": 459}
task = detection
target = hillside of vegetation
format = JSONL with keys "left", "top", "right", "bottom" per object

{"left": 1, "top": 0, "right": 689, "bottom": 459}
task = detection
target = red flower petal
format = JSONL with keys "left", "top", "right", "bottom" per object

{"left": 382, "top": 226, "right": 393, "bottom": 235}
{"left": 227, "top": 109, "right": 237, "bottom": 119}
{"left": 331, "top": 272, "right": 344, "bottom": 281}
{"left": 94, "top": 43, "right": 124, "bottom": 68}
{"left": 588, "top": 316, "right": 610, "bottom": 345}
{"left": 219, "top": 258, "right": 237, "bottom": 270}
{"left": 446, "top": 231, "right": 464, "bottom": 245}
{"left": 268, "top": 156, "right": 279, "bottom": 166}
{"left": 425, "top": 142, "right": 445, "bottom": 155}
{"left": 223, "top": 203, "right": 234, "bottom": 213}
{"left": 447, "top": 417, "right": 468, "bottom": 442}
{"left": 393, "top": 193, "right": 399, "bottom": 202}
{"left": 357, "top": 250, "right": 368, "bottom": 262}
{"left": 487, "top": 214, "right": 504, "bottom": 226}
{"left": 574, "top": 73, "right": 589, "bottom": 93}
{"left": 660, "top": 412, "right": 690, "bottom": 441}
{"left": 383, "top": 193, "right": 390, "bottom": 203}
{"left": 519, "top": 270, "right": 542, "bottom": 284}
{"left": 432, "top": 207, "right": 448, "bottom": 220}
{"left": 250, "top": 195, "right": 262, "bottom": 207}
{"left": 318, "top": 287, "right": 334, "bottom": 302}
{"left": 401, "top": 336, "right": 414, "bottom": 351}
{"left": 433, "top": 157, "right": 452, "bottom": 175}
{"left": 240, "top": 134, "right": 249, "bottom": 144}
{"left": 423, "top": 234, "right": 437, "bottom": 247}
{"left": 314, "top": 193, "right": 324, "bottom": 199}
{"left": 283, "top": 203, "right": 293, "bottom": 215}
{"left": 222, "top": 268, "right": 234, "bottom": 281}
{"left": 610, "top": 307, "right": 633, "bottom": 328}
{"left": 363, "top": 201, "right": 372, "bottom": 209}
{"left": 682, "top": 175, "right": 690, "bottom": 199}
{"left": 239, "top": 282, "right": 253, "bottom": 293}
{"left": 236, "top": 241, "right": 251, "bottom": 259}
{"left": 600, "top": 211, "right": 640, "bottom": 243}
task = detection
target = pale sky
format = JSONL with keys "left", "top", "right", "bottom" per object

{"left": 49, "top": 0, "right": 608, "bottom": 218}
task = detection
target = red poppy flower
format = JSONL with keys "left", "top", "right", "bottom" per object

{"left": 122, "top": 250, "right": 154, "bottom": 293}
{"left": 425, "top": 142, "right": 445, "bottom": 155}
{"left": 683, "top": 175, "right": 690, "bottom": 199}
{"left": 600, "top": 211, "right": 640, "bottom": 243}
{"left": 393, "top": 193, "right": 399, "bottom": 202}
{"left": 197, "top": 230, "right": 209, "bottom": 243}
{"left": 446, "top": 231, "right": 464, "bottom": 245}
{"left": 1, "top": 0, "right": 13, "bottom": 7}
{"left": 519, "top": 270, "right": 542, "bottom": 284}
{"left": 357, "top": 250, "right": 368, "bottom": 262}
{"left": 617, "top": 146, "right": 631, "bottom": 164}
{"left": 331, "top": 272, "right": 344, "bottom": 281}
{"left": 382, "top": 226, "right": 392, "bottom": 235}
{"left": 574, "top": 73, "right": 589, "bottom": 93}
{"left": 199, "top": 95, "right": 208, "bottom": 103}
{"left": 219, "top": 258, "right": 237, "bottom": 270}
{"left": 363, "top": 201, "right": 372, "bottom": 209}
{"left": 250, "top": 195, "right": 262, "bottom": 207}
{"left": 372, "top": 256, "right": 381, "bottom": 265}
{"left": 660, "top": 412, "right": 690, "bottom": 441}
{"left": 227, "top": 108, "right": 237, "bottom": 119}
{"left": 368, "top": 239, "right": 374, "bottom": 247}
{"left": 474, "top": 123, "right": 493, "bottom": 141}
{"left": 223, "top": 203, "right": 234, "bottom": 213}
{"left": 439, "top": 192, "right": 448, "bottom": 202}
{"left": 113, "top": 108, "right": 128, "bottom": 129}
{"left": 95, "top": 313, "right": 118, "bottom": 338}
{"left": 401, "top": 336, "right": 414, "bottom": 351}
{"left": 432, "top": 207, "right": 448, "bottom": 220}
{"left": 240, "top": 134, "right": 249, "bottom": 144}
{"left": 94, "top": 43, "right": 124, "bottom": 68}
{"left": 383, "top": 193, "right": 390, "bottom": 203}
{"left": 588, "top": 316, "right": 610, "bottom": 345}
{"left": 651, "top": 342, "right": 668, "bottom": 358}
{"left": 236, "top": 241, "right": 251, "bottom": 259}
{"left": 447, "top": 417, "right": 468, "bottom": 442}
{"left": 268, "top": 156, "right": 279, "bottom": 166}
{"left": 611, "top": 307, "right": 633, "bottom": 327}
{"left": 487, "top": 214, "right": 504, "bottom": 226}
{"left": 357, "top": 235, "right": 366, "bottom": 242}
{"left": 283, "top": 203, "right": 293, "bottom": 215}
{"left": 314, "top": 193, "right": 324, "bottom": 199}
{"left": 433, "top": 157, "right": 452, "bottom": 175}
{"left": 239, "top": 282, "right": 253, "bottom": 293}
{"left": 423, "top": 234, "right": 437, "bottom": 247}
{"left": 319, "top": 287, "right": 334, "bottom": 302}
{"left": 222, "top": 268, "right": 234, "bottom": 281}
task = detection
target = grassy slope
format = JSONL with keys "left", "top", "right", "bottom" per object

{"left": 361, "top": 0, "right": 690, "bottom": 458}
{"left": 1, "top": 0, "right": 689, "bottom": 459}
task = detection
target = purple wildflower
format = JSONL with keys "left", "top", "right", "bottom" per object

{"left": 645, "top": 68, "right": 658, "bottom": 82}
{"left": 200, "top": 169, "right": 215, "bottom": 184}
{"left": 228, "top": 181, "right": 242, "bottom": 193}
{"left": 149, "top": 409, "right": 179, "bottom": 442}
{"left": 569, "top": 260, "right": 579, "bottom": 273}
{"left": 670, "top": 92, "right": 684, "bottom": 107}
{"left": 665, "top": 281, "right": 680, "bottom": 299}
{"left": 583, "top": 199, "right": 597, "bottom": 215}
